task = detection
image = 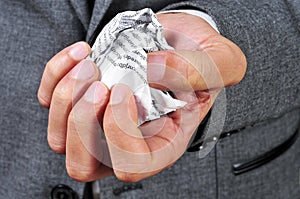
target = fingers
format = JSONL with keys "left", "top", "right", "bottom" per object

{"left": 48, "top": 60, "right": 100, "bottom": 153}
{"left": 66, "top": 81, "right": 113, "bottom": 182}
{"left": 38, "top": 41, "right": 91, "bottom": 108}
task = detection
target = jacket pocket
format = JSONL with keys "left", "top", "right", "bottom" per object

{"left": 232, "top": 128, "right": 299, "bottom": 175}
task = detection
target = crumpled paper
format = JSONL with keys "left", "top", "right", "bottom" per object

{"left": 87, "top": 8, "right": 186, "bottom": 125}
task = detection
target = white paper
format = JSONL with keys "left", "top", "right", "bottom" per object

{"left": 87, "top": 8, "right": 186, "bottom": 125}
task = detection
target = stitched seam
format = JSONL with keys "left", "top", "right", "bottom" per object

{"left": 215, "top": 147, "right": 219, "bottom": 199}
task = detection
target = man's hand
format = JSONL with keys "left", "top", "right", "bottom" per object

{"left": 37, "top": 12, "right": 246, "bottom": 182}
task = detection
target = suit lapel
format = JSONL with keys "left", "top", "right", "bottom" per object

{"left": 69, "top": 0, "right": 92, "bottom": 31}
{"left": 86, "top": 0, "right": 113, "bottom": 42}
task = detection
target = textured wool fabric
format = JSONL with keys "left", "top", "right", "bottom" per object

{"left": 216, "top": 109, "right": 300, "bottom": 199}
{"left": 98, "top": 148, "right": 218, "bottom": 199}
{"left": 0, "top": 1, "right": 89, "bottom": 198}
{"left": 0, "top": 0, "right": 299, "bottom": 198}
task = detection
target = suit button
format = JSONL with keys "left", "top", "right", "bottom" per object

{"left": 51, "top": 184, "right": 79, "bottom": 199}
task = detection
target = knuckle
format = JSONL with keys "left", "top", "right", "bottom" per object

{"left": 68, "top": 109, "right": 89, "bottom": 128}
{"left": 237, "top": 52, "right": 247, "bottom": 81}
{"left": 67, "top": 111, "right": 84, "bottom": 130}
{"left": 231, "top": 47, "right": 247, "bottom": 85}
{"left": 223, "top": 41, "right": 247, "bottom": 86}
{"left": 114, "top": 171, "right": 142, "bottom": 183}
{"left": 37, "top": 92, "right": 50, "bottom": 108}
{"left": 53, "top": 82, "right": 73, "bottom": 102}
{"left": 66, "top": 168, "right": 89, "bottom": 182}
{"left": 66, "top": 161, "right": 96, "bottom": 182}
{"left": 45, "top": 60, "right": 61, "bottom": 79}
{"left": 47, "top": 134, "right": 66, "bottom": 154}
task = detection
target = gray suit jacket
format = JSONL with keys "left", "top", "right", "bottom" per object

{"left": 0, "top": 0, "right": 299, "bottom": 198}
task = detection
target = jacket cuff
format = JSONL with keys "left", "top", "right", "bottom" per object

{"left": 157, "top": 9, "right": 219, "bottom": 33}
{"left": 160, "top": 2, "right": 225, "bottom": 35}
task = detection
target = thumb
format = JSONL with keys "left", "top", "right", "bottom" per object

{"left": 147, "top": 45, "right": 246, "bottom": 92}
{"left": 147, "top": 50, "right": 220, "bottom": 92}
{"left": 150, "top": 13, "right": 247, "bottom": 92}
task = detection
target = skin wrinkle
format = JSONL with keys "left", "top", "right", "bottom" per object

{"left": 47, "top": 134, "right": 67, "bottom": 154}
{"left": 145, "top": 118, "right": 179, "bottom": 152}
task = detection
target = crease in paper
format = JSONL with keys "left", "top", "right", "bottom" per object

{"left": 87, "top": 8, "right": 186, "bottom": 125}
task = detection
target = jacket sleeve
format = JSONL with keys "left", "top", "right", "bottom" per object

{"left": 161, "top": 0, "right": 300, "bottom": 134}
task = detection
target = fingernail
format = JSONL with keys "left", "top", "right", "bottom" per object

{"left": 147, "top": 55, "right": 166, "bottom": 82}
{"left": 71, "top": 60, "right": 95, "bottom": 80}
{"left": 111, "top": 84, "right": 129, "bottom": 105}
{"left": 69, "top": 42, "right": 90, "bottom": 60}
{"left": 84, "top": 82, "right": 108, "bottom": 103}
